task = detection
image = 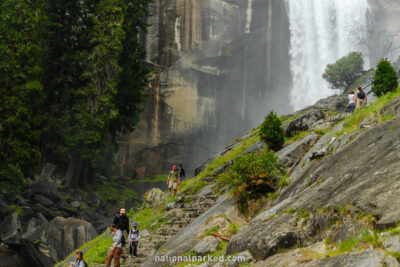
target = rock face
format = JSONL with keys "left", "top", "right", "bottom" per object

{"left": 114, "top": 0, "right": 292, "bottom": 177}
{"left": 283, "top": 109, "right": 325, "bottom": 137}
{"left": 25, "top": 217, "right": 97, "bottom": 262}
{"left": 146, "top": 188, "right": 166, "bottom": 207}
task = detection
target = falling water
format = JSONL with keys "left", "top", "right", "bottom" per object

{"left": 285, "top": 0, "right": 370, "bottom": 110}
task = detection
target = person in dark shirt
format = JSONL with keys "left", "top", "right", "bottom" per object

{"left": 112, "top": 208, "right": 130, "bottom": 236}
{"left": 177, "top": 164, "right": 186, "bottom": 193}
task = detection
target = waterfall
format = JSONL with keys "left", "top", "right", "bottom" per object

{"left": 285, "top": 0, "right": 370, "bottom": 110}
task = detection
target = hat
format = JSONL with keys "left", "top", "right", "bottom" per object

{"left": 173, "top": 165, "right": 177, "bottom": 170}
{"left": 132, "top": 222, "right": 138, "bottom": 227}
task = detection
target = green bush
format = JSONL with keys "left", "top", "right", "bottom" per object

{"left": 372, "top": 59, "right": 399, "bottom": 96}
{"left": 259, "top": 111, "right": 285, "bottom": 151}
{"left": 218, "top": 150, "right": 285, "bottom": 202}
{"left": 322, "top": 51, "right": 364, "bottom": 91}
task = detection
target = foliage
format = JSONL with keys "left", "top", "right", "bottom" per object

{"left": 372, "top": 59, "right": 399, "bottom": 96}
{"left": 87, "top": 180, "right": 138, "bottom": 207}
{"left": 180, "top": 133, "right": 260, "bottom": 194}
{"left": 217, "top": 150, "right": 285, "bottom": 202}
{"left": 322, "top": 52, "right": 364, "bottom": 91}
{"left": 259, "top": 111, "right": 285, "bottom": 151}
{"left": 0, "top": 0, "right": 151, "bottom": 187}
{"left": 0, "top": 0, "right": 46, "bottom": 185}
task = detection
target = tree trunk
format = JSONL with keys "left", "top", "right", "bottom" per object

{"left": 66, "top": 155, "right": 82, "bottom": 188}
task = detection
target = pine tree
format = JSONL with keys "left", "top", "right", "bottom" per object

{"left": 259, "top": 111, "right": 285, "bottom": 152}
{"left": 372, "top": 59, "right": 399, "bottom": 97}
{"left": 0, "top": 0, "right": 46, "bottom": 185}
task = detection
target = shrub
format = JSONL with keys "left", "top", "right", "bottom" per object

{"left": 372, "top": 59, "right": 399, "bottom": 96}
{"left": 322, "top": 51, "right": 364, "bottom": 91}
{"left": 259, "top": 111, "right": 285, "bottom": 151}
{"left": 218, "top": 150, "right": 285, "bottom": 202}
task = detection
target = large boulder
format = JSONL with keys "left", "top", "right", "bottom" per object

{"left": 193, "top": 236, "right": 220, "bottom": 255}
{"left": 146, "top": 188, "right": 166, "bottom": 207}
{"left": 0, "top": 197, "right": 11, "bottom": 222}
{"left": 34, "top": 194, "right": 54, "bottom": 208}
{"left": 283, "top": 109, "right": 325, "bottom": 137}
{"left": 25, "top": 216, "right": 97, "bottom": 262}
{"left": 0, "top": 212, "right": 22, "bottom": 244}
{"left": 313, "top": 94, "right": 347, "bottom": 112}
{"left": 30, "top": 181, "right": 60, "bottom": 202}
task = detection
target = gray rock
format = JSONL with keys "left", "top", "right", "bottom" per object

{"left": 0, "top": 212, "right": 22, "bottom": 244}
{"left": 193, "top": 236, "right": 220, "bottom": 254}
{"left": 25, "top": 216, "right": 97, "bottom": 262}
{"left": 227, "top": 214, "right": 299, "bottom": 260}
{"left": 243, "top": 141, "right": 265, "bottom": 154}
{"left": 383, "top": 234, "right": 400, "bottom": 253}
{"left": 34, "top": 195, "right": 54, "bottom": 208}
{"left": 314, "top": 94, "right": 347, "bottom": 112}
{"left": 277, "top": 134, "right": 319, "bottom": 169}
{"left": 21, "top": 206, "right": 34, "bottom": 220}
{"left": 380, "top": 97, "right": 400, "bottom": 118}
{"left": 147, "top": 188, "right": 166, "bottom": 207}
{"left": 85, "top": 192, "right": 102, "bottom": 207}
{"left": 40, "top": 162, "right": 57, "bottom": 181}
{"left": 141, "top": 229, "right": 150, "bottom": 237}
{"left": 30, "top": 181, "right": 60, "bottom": 202}
{"left": 359, "top": 117, "right": 377, "bottom": 128}
{"left": 309, "top": 149, "right": 326, "bottom": 160}
{"left": 283, "top": 109, "right": 325, "bottom": 137}
{"left": 0, "top": 198, "right": 11, "bottom": 221}
{"left": 70, "top": 201, "right": 80, "bottom": 208}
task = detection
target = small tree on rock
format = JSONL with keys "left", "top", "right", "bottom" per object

{"left": 322, "top": 51, "right": 364, "bottom": 91}
{"left": 259, "top": 111, "right": 285, "bottom": 152}
{"left": 372, "top": 59, "right": 399, "bottom": 96}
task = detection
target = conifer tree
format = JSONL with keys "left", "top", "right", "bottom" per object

{"left": 372, "top": 59, "right": 399, "bottom": 96}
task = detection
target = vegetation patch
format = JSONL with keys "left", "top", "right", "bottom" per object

{"left": 128, "top": 174, "right": 168, "bottom": 183}
{"left": 84, "top": 180, "right": 138, "bottom": 207}
{"left": 9, "top": 204, "right": 23, "bottom": 215}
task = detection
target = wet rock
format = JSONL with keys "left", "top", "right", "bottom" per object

{"left": 147, "top": 188, "right": 166, "bottom": 207}
{"left": 283, "top": 109, "right": 325, "bottom": 137}
{"left": 193, "top": 236, "right": 220, "bottom": 254}
{"left": 0, "top": 212, "right": 22, "bottom": 244}
{"left": 34, "top": 194, "right": 54, "bottom": 208}
{"left": 25, "top": 216, "right": 97, "bottom": 262}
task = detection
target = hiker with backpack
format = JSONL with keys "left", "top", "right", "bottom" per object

{"left": 106, "top": 224, "right": 125, "bottom": 267}
{"left": 356, "top": 86, "right": 367, "bottom": 109}
{"left": 75, "top": 251, "right": 87, "bottom": 267}
{"left": 167, "top": 165, "right": 179, "bottom": 195}
{"left": 347, "top": 90, "right": 356, "bottom": 113}
{"left": 128, "top": 222, "right": 140, "bottom": 258}
{"left": 177, "top": 164, "right": 186, "bottom": 193}
{"left": 112, "top": 208, "right": 130, "bottom": 237}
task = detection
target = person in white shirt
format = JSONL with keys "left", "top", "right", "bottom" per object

{"left": 347, "top": 90, "right": 356, "bottom": 113}
{"left": 75, "top": 251, "right": 86, "bottom": 267}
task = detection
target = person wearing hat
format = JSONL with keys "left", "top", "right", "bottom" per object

{"left": 167, "top": 165, "right": 179, "bottom": 195}
{"left": 128, "top": 222, "right": 140, "bottom": 258}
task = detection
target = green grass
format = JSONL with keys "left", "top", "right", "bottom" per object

{"left": 335, "top": 87, "right": 400, "bottom": 138}
{"left": 201, "top": 226, "right": 220, "bottom": 238}
{"left": 180, "top": 133, "right": 260, "bottom": 194}
{"left": 128, "top": 174, "right": 168, "bottom": 183}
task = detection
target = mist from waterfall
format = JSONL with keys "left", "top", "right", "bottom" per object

{"left": 285, "top": 0, "right": 370, "bottom": 110}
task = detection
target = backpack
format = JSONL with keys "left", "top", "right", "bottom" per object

{"left": 120, "top": 233, "right": 126, "bottom": 247}
{"left": 357, "top": 91, "right": 365, "bottom": 99}
{"left": 77, "top": 260, "right": 88, "bottom": 267}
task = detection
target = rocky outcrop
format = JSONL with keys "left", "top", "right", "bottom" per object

{"left": 146, "top": 188, "right": 166, "bottom": 207}
{"left": 283, "top": 109, "right": 325, "bottom": 137}
{"left": 114, "top": 0, "right": 292, "bottom": 177}
{"left": 25, "top": 217, "right": 97, "bottom": 262}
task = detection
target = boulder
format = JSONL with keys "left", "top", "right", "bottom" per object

{"left": 0, "top": 212, "right": 22, "bottom": 244}
{"left": 383, "top": 234, "right": 400, "bottom": 253}
{"left": 25, "top": 216, "right": 97, "bottom": 262}
{"left": 313, "top": 94, "right": 347, "bottom": 112}
{"left": 380, "top": 96, "right": 400, "bottom": 118}
{"left": 30, "top": 181, "right": 60, "bottom": 202}
{"left": 147, "top": 188, "right": 166, "bottom": 207}
{"left": 283, "top": 109, "right": 325, "bottom": 137}
{"left": 21, "top": 206, "right": 34, "bottom": 221}
{"left": 40, "top": 162, "right": 57, "bottom": 181}
{"left": 34, "top": 194, "right": 54, "bottom": 208}
{"left": 70, "top": 200, "right": 80, "bottom": 208}
{"left": 32, "top": 203, "right": 58, "bottom": 221}
{"left": 0, "top": 197, "right": 11, "bottom": 221}
{"left": 193, "top": 236, "right": 220, "bottom": 254}
{"left": 85, "top": 192, "right": 102, "bottom": 208}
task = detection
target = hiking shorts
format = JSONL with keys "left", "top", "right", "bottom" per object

{"left": 168, "top": 180, "right": 177, "bottom": 190}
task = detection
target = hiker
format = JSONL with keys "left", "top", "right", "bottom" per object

{"left": 177, "top": 164, "right": 186, "bottom": 193}
{"left": 106, "top": 224, "right": 125, "bottom": 267}
{"left": 356, "top": 86, "right": 367, "bottom": 109}
{"left": 113, "top": 208, "right": 130, "bottom": 236}
{"left": 128, "top": 222, "right": 140, "bottom": 258}
{"left": 167, "top": 165, "right": 179, "bottom": 195}
{"left": 347, "top": 90, "right": 356, "bottom": 113}
{"left": 75, "top": 251, "right": 87, "bottom": 267}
